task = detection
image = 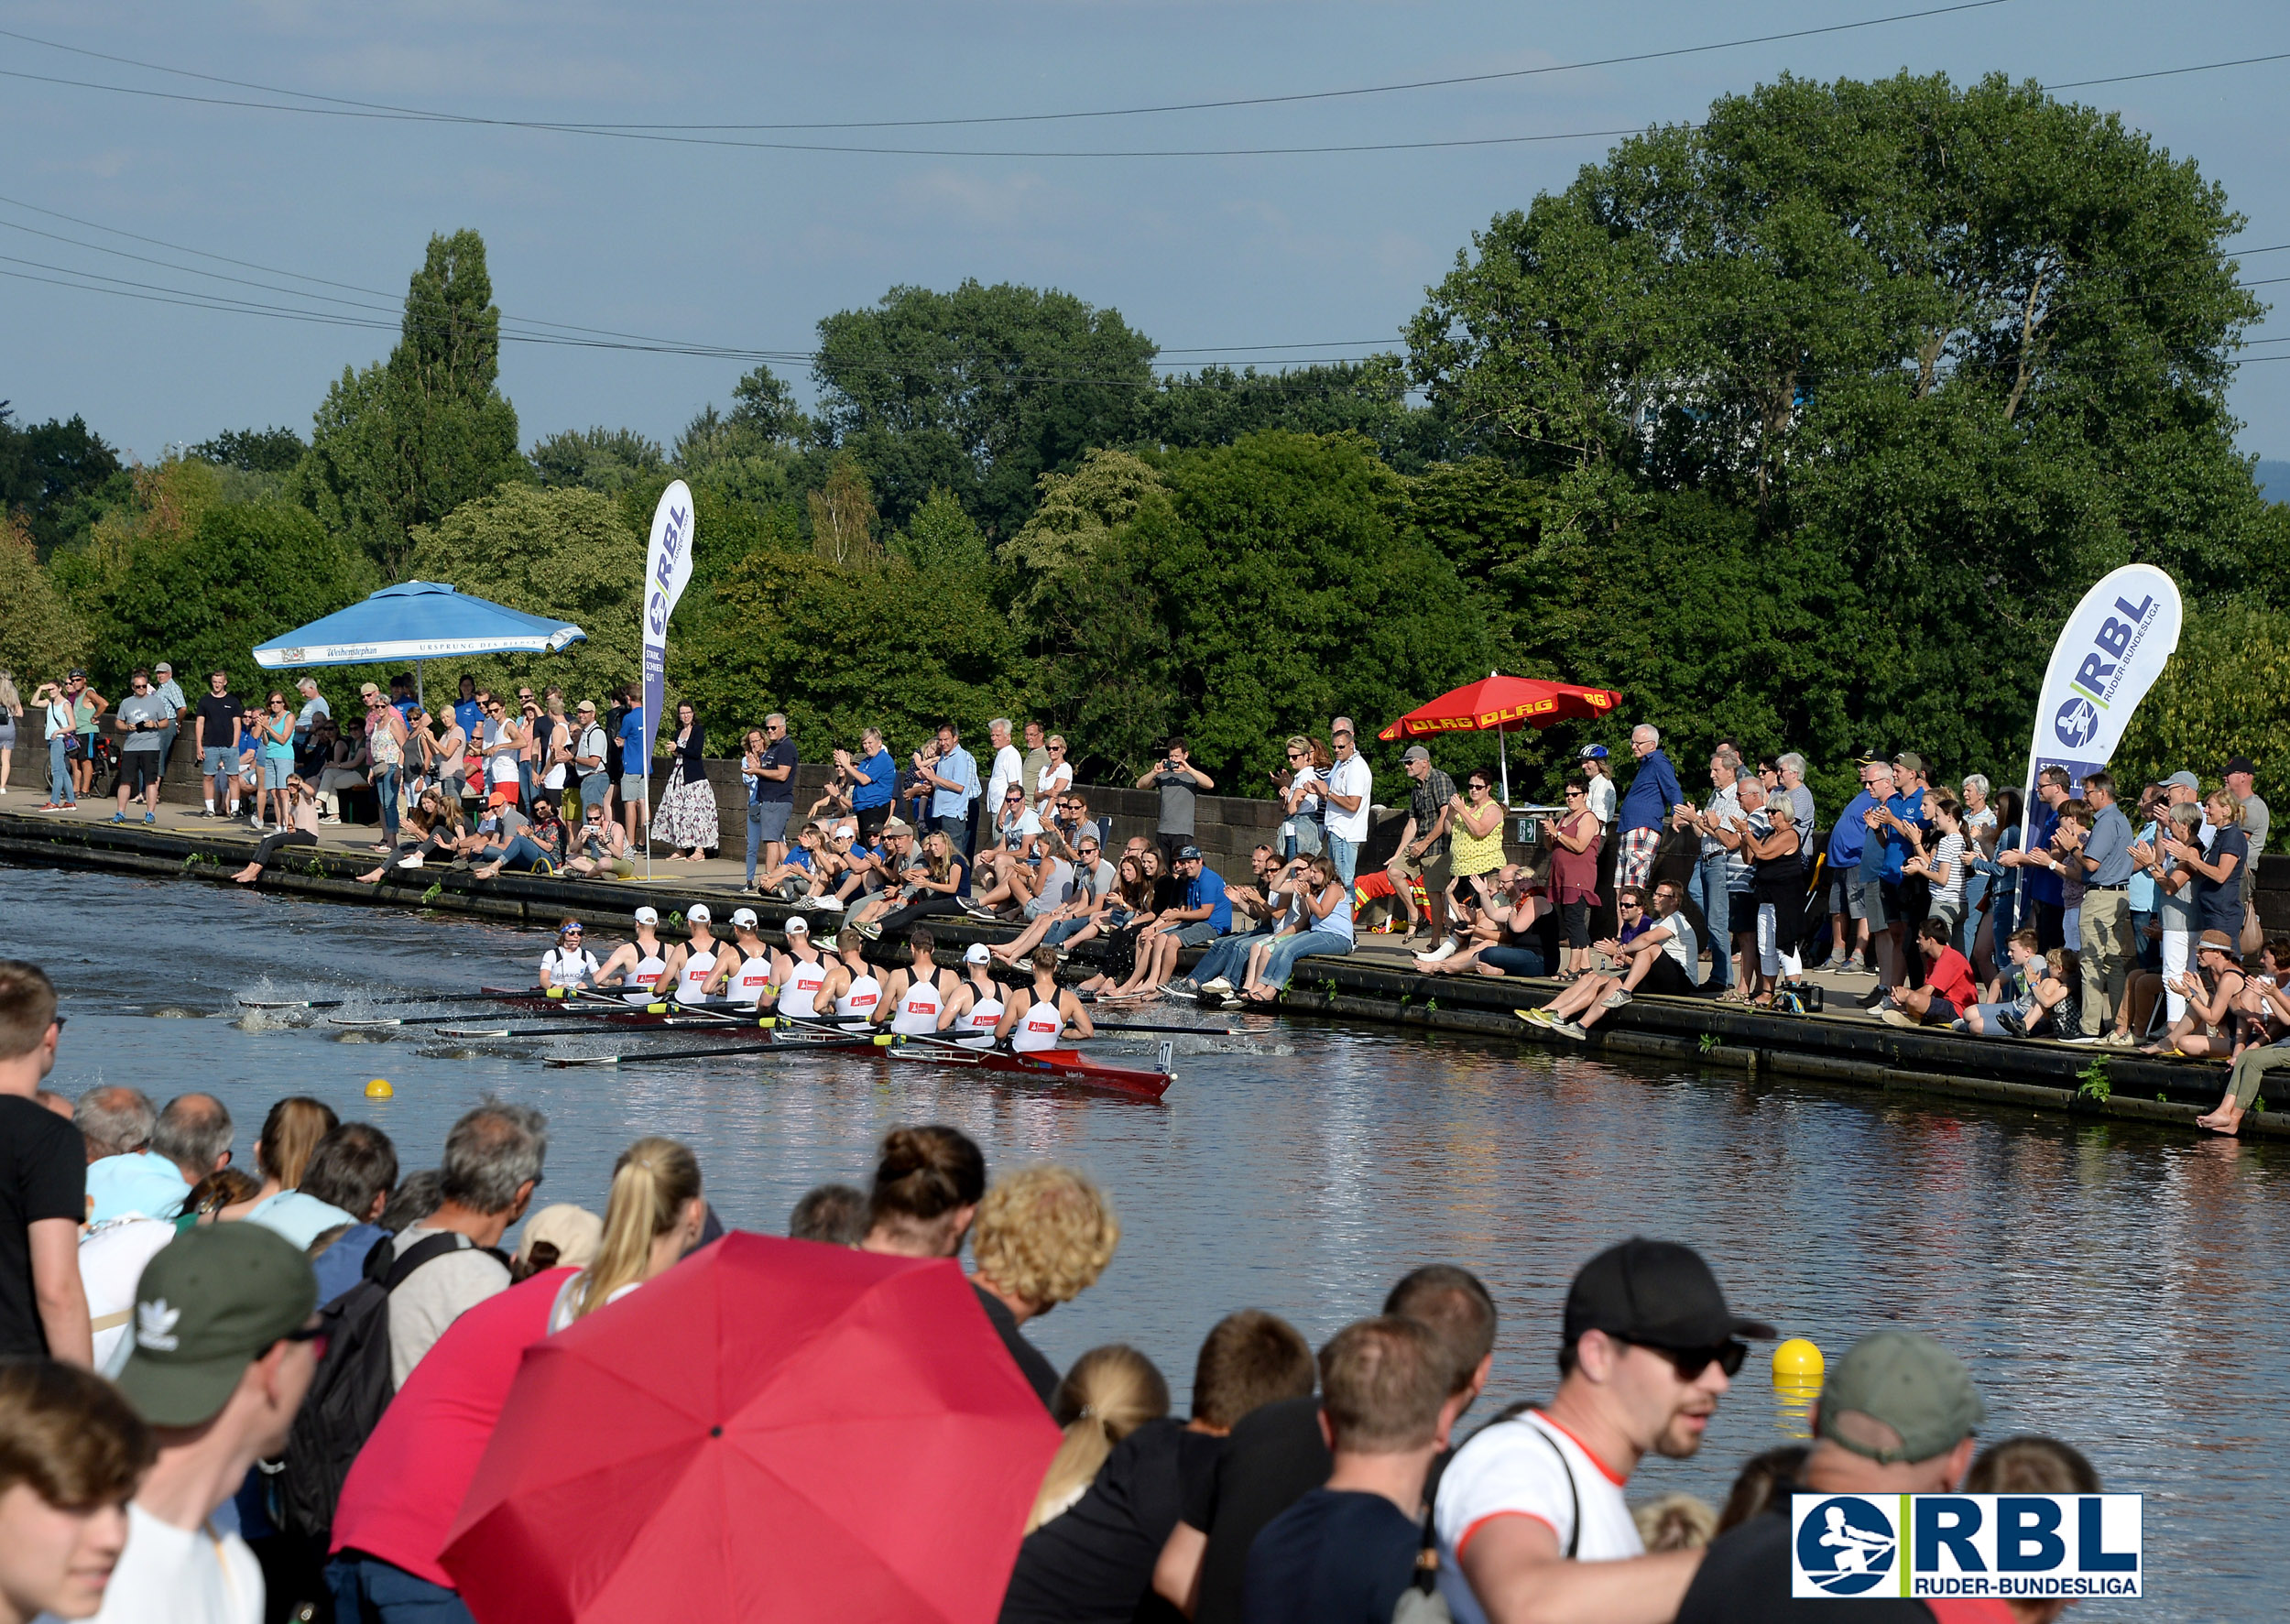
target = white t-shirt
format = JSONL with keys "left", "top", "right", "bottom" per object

{"left": 1325, "top": 754, "right": 1373, "bottom": 843}
{"left": 79, "top": 1502, "right": 263, "bottom": 1624}
{"left": 1656, "top": 911, "right": 1702, "bottom": 985}
{"left": 1587, "top": 774, "right": 1617, "bottom": 827}
{"left": 1930, "top": 832, "right": 1967, "bottom": 910}
{"left": 1434, "top": 1410, "right": 1644, "bottom": 1624}
{"left": 987, "top": 744, "right": 1024, "bottom": 813}
{"left": 80, "top": 1216, "right": 178, "bottom": 1376}
{"left": 1034, "top": 760, "right": 1074, "bottom": 812}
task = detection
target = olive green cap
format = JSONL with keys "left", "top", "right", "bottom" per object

{"left": 114, "top": 1224, "right": 318, "bottom": 1427}
{"left": 1816, "top": 1330, "right": 1985, "bottom": 1466}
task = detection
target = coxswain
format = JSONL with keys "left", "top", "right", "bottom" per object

{"left": 537, "top": 918, "right": 602, "bottom": 991}
{"left": 770, "top": 917, "right": 840, "bottom": 1020}
{"left": 705, "top": 908, "right": 778, "bottom": 1008}
{"left": 943, "top": 943, "right": 1006, "bottom": 1049}
{"left": 878, "top": 925, "right": 959, "bottom": 1034}
{"left": 831, "top": 929, "right": 883, "bottom": 1030}
{"left": 996, "top": 945, "right": 1093, "bottom": 1052}
{"left": 594, "top": 906, "right": 671, "bottom": 1005}
{"left": 659, "top": 903, "right": 720, "bottom": 1007}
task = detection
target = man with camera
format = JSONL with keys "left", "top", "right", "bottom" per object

{"left": 111, "top": 669, "right": 177, "bottom": 825}
{"left": 1137, "top": 738, "right": 1215, "bottom": 866}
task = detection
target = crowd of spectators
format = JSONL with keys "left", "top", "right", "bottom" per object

{"left": 2, "top": 954, "right": 2120, "bottom": 1624}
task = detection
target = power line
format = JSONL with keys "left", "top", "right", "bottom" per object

{"left": 0, "top": 5, "right": 2019, "bottom": 134}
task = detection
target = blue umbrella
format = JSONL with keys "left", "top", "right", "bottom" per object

{"left": 253, "top": 581, "right": 585, "bottom": 702}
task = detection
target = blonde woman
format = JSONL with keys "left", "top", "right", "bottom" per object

{"left": 0, "top": 669, "right": 20, "bottom": 794}
{"left": 549, "top": 1137, "right": 707, "bottom": 1331}
{"left": 971, "top": 1165, "right": 1121, "bottom": 1404}
{"left": 1023, "top": 1346, "right": 1170, "bottom": 1532}
{"left": 1279, "top": 736, "right": 1330, "bottom": 858}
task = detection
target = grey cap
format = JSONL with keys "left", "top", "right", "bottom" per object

{"left": 2163, "top": 770, "right": 2200, "bottom": 791}
{"left": 1401, "top": 745, "right": 1431, "bottom": 764}
{"left": 1816, "top": 1330, "right": 1985, "bottom": 1465}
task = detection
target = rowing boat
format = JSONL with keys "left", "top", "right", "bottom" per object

{"left": 475, "top": 987, "right": 1173, "bottom": 1100}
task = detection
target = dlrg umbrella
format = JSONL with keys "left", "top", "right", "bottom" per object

{"left": 441, "top": 1233, "right": 1060, "bottom": 1623}
{"left": 1379, "top": 671, "right": 1622, "bottom": 804}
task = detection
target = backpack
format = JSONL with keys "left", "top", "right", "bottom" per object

{"left": 274, "top": 1229, "right": 502, "bottom": 1540}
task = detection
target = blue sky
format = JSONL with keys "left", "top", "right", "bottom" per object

{"left": 5, "top": 0, "right": 2285, "bottom": 462}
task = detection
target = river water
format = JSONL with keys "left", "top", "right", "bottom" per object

{"left": 5, "top": 866, "right": 2282, "bottom": 1616}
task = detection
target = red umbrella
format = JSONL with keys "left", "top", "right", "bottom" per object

{"left": 441, "top": 1233, "right": 1061, "bottom": 1624}
{"left": 1379, "top": 671, "right": 1622, "bottom": 802}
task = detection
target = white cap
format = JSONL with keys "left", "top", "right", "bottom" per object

{"left": 633, "top": 906, "right": 660, "bottom": 925}
{"left": 730, "top": 908, "right": 758, "bottom": 929}
{"left": 783, "top": 916, "right": 810, "bottom": 935}
{"left": 686, "top": 903, "right": 712, "bottom": 923}
{"left": 964, "top": 943, "right": 993, "bottom": 965}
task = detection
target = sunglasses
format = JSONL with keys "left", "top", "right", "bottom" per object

{"left": 1631, "top": 1339, "right": 1749, "bottom": 1379}
{"left": 1564, "top": 788, "right": 1583, "bottom": 797}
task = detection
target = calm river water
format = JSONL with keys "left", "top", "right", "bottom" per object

{"left": 5, "top": 866, "right": 2283, "bottom": 1616}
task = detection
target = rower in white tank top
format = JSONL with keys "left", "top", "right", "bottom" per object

{"left": 949, "top": 946, "right": 1004, "bottom": 1049}
{"left": 778, "top": 952, "right": 830, "bottom": 1019}
{"left": 1010, "top": 998, "right": 1066, "bottom": 1052}
{"left": 714, "top": 913, "right": 776, "bottom": 1008}
{"left": 956, "top": 994, "right": 1004, "bottom": 1049}
{"left": 624, "top": 951, "right": 667, "bottom": 1005}
{"left": 835, "top": 971, "right": 882, "bottom": 1030}
{"left": 677, "top": 948, "right": 718, "bottom": 1005}
{"left": 890, "top": 968, "right": 947, "bottom": 1035}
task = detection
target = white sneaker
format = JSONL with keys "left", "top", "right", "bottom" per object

{"left": 1199, "top": 976, "right": 1234, "bottom": 995}
{"left": 812, "top": 895, "right": 844, "bottom": 911}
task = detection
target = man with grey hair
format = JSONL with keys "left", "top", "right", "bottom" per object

{"left": 985, "top": 718, "right": 1023, "bottom": 828}
{"left": 293, "top": 676, "right": 331, "bottom": 751}
{"left": 1674, "top": 750, "right": 1744, "bottom": 994}
{"left": 1614, "top": 725, "right": 1681, "bottom": 895}
{"left": 743, "top": 714, "right": 799, "bottom": 889}
{"left": 85, "top": 1090, "right": 231, "bottom": 1225}
{"left": 383, "top": 1100, "right": 547, "bottom": 1386}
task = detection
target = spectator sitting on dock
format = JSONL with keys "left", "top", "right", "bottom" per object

{"left": 1877, "top": 919, "right": 1979, "bottom": 1028}
{"left": 1134, "top": 845, "right": 1231, "bottom": 997}
{"left": 1961, "top": 930, "right": 2056, "bottom": 1038}
{"left": 1529, "top": 877, "right": 1702, "bottom": 1038}
{"left": 1421, "top": 862, "right": 1552, "bottom": 978}
{"left": 1167, "top": 845, "right": 1284, "bottom": 995}
{"left": 2146, "top": 930, "right": 2246, "bottom": 1058}
{"left": 562, "top": 800, "right": 634, "bottom": 879}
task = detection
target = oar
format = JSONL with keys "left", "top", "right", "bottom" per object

{"left": 547, "top": 1034, "right": 889, "bottom": 1069}
{"left": 1085, "top": 1019, "right": 1250, "bottom": 1037}
{"left": 238, "top": 991, "right": 509, "bottom": 1011}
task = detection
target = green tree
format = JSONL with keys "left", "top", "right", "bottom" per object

{"left": 2115, "top": 602, "right": 2290, "bottom": 848}
{"left": 0, "top": 513, "right": 89, "bottom": 683}
{"left": 0, "top": 408, "right": 124, "bottom": 557}
{"left": 1145, "top": 357, "right": 1456, "bottom": 472}
{"left": 530, "top": 427, "right": 668, "bottom": 494}
{"left": 192, "top": 427, "right": 306, "bottom": 473}
{"left": 812, "top": 280, "right": 1157, "bottom": 537}
{"left": 99, "top": 503, "right": 371, "bottom": 700}
{"left": 404, "top": 485, "right": 644, "bottom": 707}
{"left": 293, "top": 231, "right": 525, "bottom": 572}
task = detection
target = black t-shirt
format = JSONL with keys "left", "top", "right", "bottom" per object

{"left": 1242, "top": 1488, "right": 1422, "bottom": 1624}
{"left": 1676, "top": 1505, "right": 1936, "bottom": 1624}
{"left": 0, "top": 1095, "right": 87, "bottom": 1357}
{"left": 605, "top": 704, "right": 629, "bottom": 778}
{"left": 976, "top": 1284, "right": 1060, "bottom": 1409}
{"left": 1188, "top": 1396, "right": 1334, "bottom": 1624}
{"left": 194, "top": 693, "right": 242, "bottom": 747}
{"left": 758, "top": 738, "right": 799, "bottom": 803}
{"left": 1000, "top": 1417, "right": 1227, "bottom": 1624}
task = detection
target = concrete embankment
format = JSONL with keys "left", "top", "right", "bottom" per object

{"left": 4, "top": 807, "right": 2279, "bottom": 1140}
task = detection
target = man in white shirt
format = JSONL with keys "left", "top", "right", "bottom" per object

{"left": 984, "top": 718, "right": 1025, "bottom": 821}
{"left": 1318, "top": 724, "right": 1374, "bottom": 886}
{"left": 384, "top": 1101, "right": 545, "bottom": 1388}
{"left": 99, "top": 1223, "right": 322, "bottom": 1624}
{"left": 1433, "top": 1237, "right": 1772, "bottom": 1624}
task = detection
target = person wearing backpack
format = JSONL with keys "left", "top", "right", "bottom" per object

{"left": 273, "top": 1104, "right": 546, "bottom": 1561}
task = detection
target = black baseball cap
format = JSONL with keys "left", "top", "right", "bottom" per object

{"left": 1564, "top": 1237, "right": 1775, "bottom": 1351}
{"left": 1176, "top": 845, "right": 1204, "bottom": 862}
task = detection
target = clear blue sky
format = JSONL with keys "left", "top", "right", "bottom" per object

{"left": 4, "top": 0, "right": 2285, "bottom": 462}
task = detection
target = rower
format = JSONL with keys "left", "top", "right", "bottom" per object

{"left": 660, "top": 903, "right": 720, "bottom": 1008}
{"left": 708, "top": 908, "right": 777, "bottom": 1008}
{"left": 878, "top": 925, "right": 959, "bottom": 1035}
{"left": 594, "top": 906, "right": 670, "bottom": 1005}
{"left": 832, "top": 929, "right": 883, "bottom": 1031}
{"left": 943, "top": 943, "right": 1006, "bottom": 1049}
{"left": 996, "top": 945, "right": 1093, "bottom": 1052}
{"left": 537, "top": 918, "right": 602, "bottom": 991}
{"left": 770, "top": 917, "right": 840, "bottom": 1021}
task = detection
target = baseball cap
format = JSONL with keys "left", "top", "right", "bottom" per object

{"left": 576, "top": 700, "right": 596, "bottom": 714}
{"left": 359, "top": 682, "right": 381, "bottom": 698}
{"left": 2224, "top": 756, "right": 2259, "bottom": 778}
{"left": 783, "top": 916, "right": 810, "bottom": 936}
{"left": 964, "top": 943, "right": 993, "bottom": 964}
{"left": 634, "top": 906, "right": 660, "bottom": 926}
{"left": 515, "top": 1204, "right": 604, "bottom": 1272}
{"left": 1854, "top": 747, "right": 1887, "bottom": 767}
{"left": 1892, "top": 751, "right": 1925, "bottom": 776}
{"left": 1563, "top": 1237, "right": 1775, "bottom": 1352}
{"left": 114, "top": 1225, "right": 318, "bottom": 1427}
{"left": 488, "top": 789, "right": 514, "bottom": 809}
{"left": 1815, "top": 1330, "right": 1985, "bottom": 1465}
{"left": 155, "top": 662, "right": 172, "bottom": 673}
{"left": 1580, "top": 744, "right": 1608, "bottom": 760}
{"left": 2163, "top": 770, "right": 2200, "bottom": 791}
{"left": 1401, "top": 745, "right": 1431, "bottom": 765}
{"left": 1176, "top": 845, "right": 1204, "bottom": 862}
{"left": 686, "top": 903, "right": 712, "bottom": 924}
{"left": 730, "top": 907, "right": 758, "bottom": 929}
{"left": 881, "top": 818, "right": 912, "bottom": 838}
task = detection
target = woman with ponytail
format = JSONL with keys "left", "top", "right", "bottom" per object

{"left": 1024, "top": 1346, "right": 1169, "bottom": 1533}
{"left": 548, "top": 1137, "right": 707, "bottom": 1331}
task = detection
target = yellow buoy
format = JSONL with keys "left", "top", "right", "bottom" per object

{"left": 365, "top": 1078, "right": 394, "bottom": 1099}
{"left": 1772, "top": 1337, "right": 1824, "bottom": 1379}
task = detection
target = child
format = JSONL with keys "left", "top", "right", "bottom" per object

{"left": 1902, "top": 793, "right": 1968, "bottom": 939}
{"left": 1880, "top": 918, "right": 1979, "bottom": 1028}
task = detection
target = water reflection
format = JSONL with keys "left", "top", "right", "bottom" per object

{"left": 5, "top": 867, "right": 2285, "bottom": 1618}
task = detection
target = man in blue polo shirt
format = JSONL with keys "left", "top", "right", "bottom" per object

{"left": 617, "top": 693, "right": 652, "bottom": 849}
{"left": 1820, "top": 756, "right": 1881, "bottom": 972}
{"left": 2003, "top": 765, "right": 2072, "bottom": 953}
{"left": 1857, "top": 757, "right": 1929, "bottom": 1006}
{"left": 1614, "top": 723, "right": 1683, "bottom": 895}
{"left": 916, "top": 723, "right": 980, "bottom": 859}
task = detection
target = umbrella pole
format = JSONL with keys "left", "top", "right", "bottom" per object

{"left": 1499, "top": 725, "right": 1510, "bottom": 807}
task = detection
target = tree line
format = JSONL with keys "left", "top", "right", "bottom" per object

{"left": 4, "top": 71, "right": 2285, "bottom": 817}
